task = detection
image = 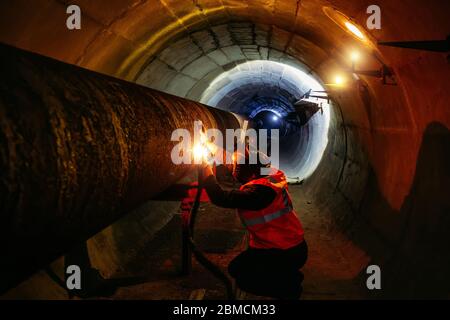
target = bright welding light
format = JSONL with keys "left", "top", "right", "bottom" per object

{"left": 344, "top": 21, "right": 365, "bottom": 40}
{"left": 272, "top": 115, "right": 279, "bottom": 121}
{"left": 193, "top": 143, "right": 208, "bottom": 163}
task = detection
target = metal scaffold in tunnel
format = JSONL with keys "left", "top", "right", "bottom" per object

{"left": 0, "top": 43, "right": 240, "bottom": 294}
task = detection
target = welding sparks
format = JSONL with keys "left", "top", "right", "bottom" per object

{"left": 193, "top": 143, "right": 208, "bottom": 163}
{"left": 192, "top": 130, "right": 218, "bottom": 164}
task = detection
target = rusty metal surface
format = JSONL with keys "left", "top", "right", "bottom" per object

{"left": 0, "top": 44, "right": 239, "bottom": 293}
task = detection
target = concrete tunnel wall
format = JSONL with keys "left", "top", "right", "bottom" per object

{"left": 0, "top": 0, "right": 449, "bottom": 298}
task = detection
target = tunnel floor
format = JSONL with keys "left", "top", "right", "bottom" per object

{"left": 97, "top": 186, "right": 370, "bottom": 300}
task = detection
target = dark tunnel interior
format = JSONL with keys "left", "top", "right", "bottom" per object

{"left": 0, "top": 0, "right": 449, "bottom": 300}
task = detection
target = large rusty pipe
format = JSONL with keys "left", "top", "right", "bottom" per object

{"left": 0, "top": 44, "right": 240, "bottom": 292}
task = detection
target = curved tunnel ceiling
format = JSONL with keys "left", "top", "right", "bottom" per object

{"left": 200, "top": 60, "right": 314, "bottom": 112}
{"left": 134, "top": 21, "right": 326, "bottom": 102}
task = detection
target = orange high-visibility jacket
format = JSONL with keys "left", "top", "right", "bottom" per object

{"left": 238, "top": 170, "right": 305, "bottom": 249}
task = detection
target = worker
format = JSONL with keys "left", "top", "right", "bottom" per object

{"left": 200, "top": 150, "right": 307, "bottom": 299}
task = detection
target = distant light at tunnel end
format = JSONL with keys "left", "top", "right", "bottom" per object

{"left": 201, "top": 60, "right": 332, "bottom": 180}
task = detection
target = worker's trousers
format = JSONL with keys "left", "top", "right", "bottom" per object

{"left": 228, "top": 240, "right": 308, "bottom": 299}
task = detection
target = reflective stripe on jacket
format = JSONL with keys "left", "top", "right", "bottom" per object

{"left": 237, "top": 170, "right": 304, "bottom": 249}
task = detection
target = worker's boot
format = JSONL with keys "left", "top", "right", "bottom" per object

{"left": 276, "top": 271, "right": 304, "bottom": 300}
{"left": 231, "top": 278, "right": 246, "bottom": 300}
{"left": 235, "top": 287, "right": 247, "bottom": 300}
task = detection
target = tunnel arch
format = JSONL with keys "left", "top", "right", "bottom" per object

{"left": 198, "top": 60, "right": 332, "bottom": 180}
{"left": 133, "top": 21, "right": 329, "bottom": 101}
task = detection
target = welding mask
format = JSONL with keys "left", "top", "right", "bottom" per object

{"left": 232, "top": 149, "right": 270, "bottom": 184}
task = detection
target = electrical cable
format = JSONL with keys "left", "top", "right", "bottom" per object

{"left": 186, "top": 167, "right": 235, "bottom": 300}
